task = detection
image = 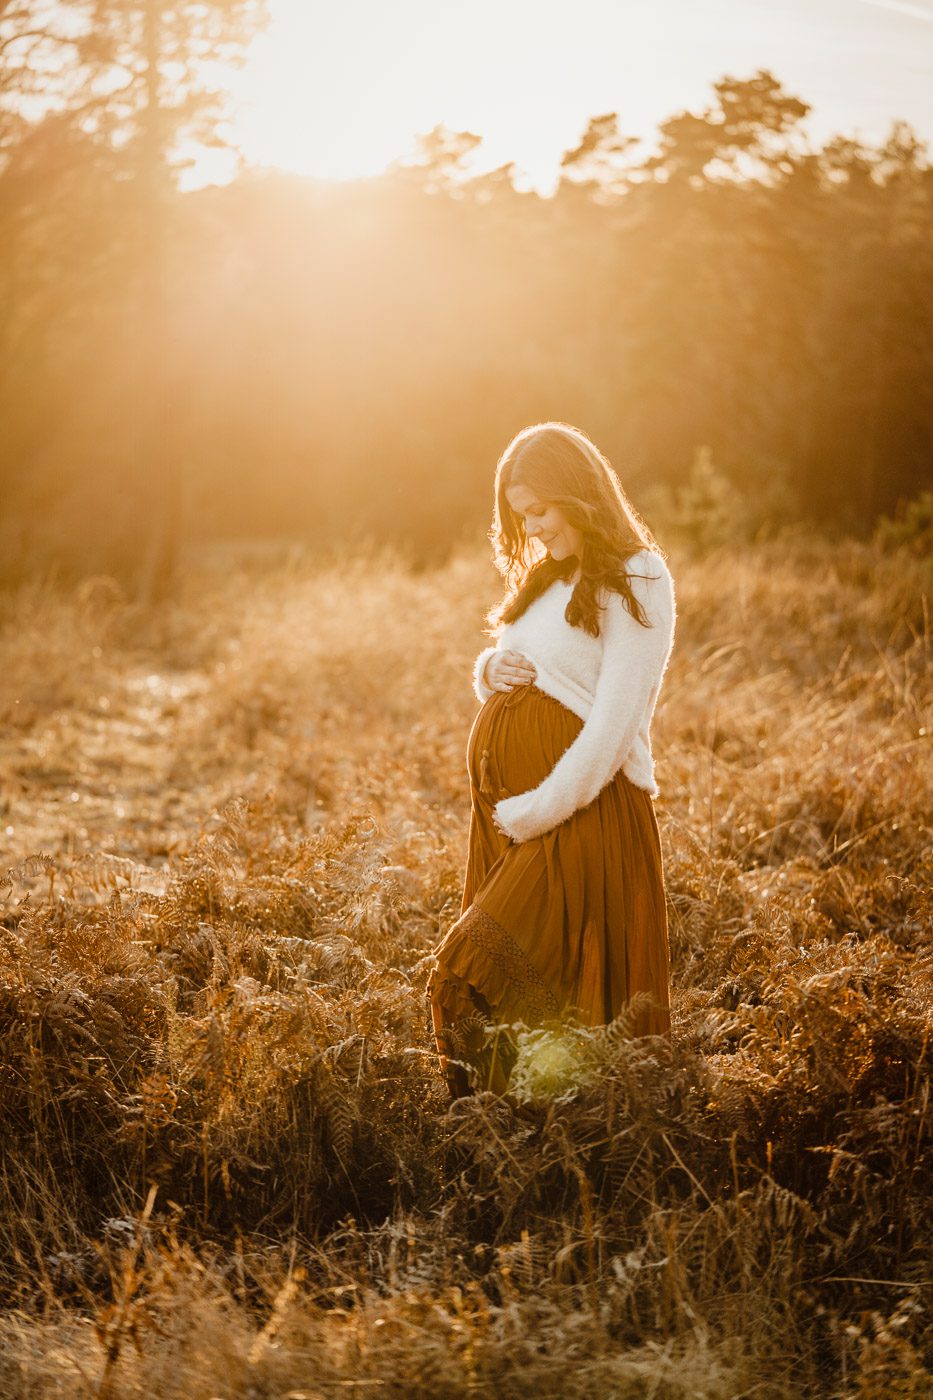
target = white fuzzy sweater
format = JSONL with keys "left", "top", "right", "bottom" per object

{"left": 472, "top": 549, "right": 675, "bottom": 843}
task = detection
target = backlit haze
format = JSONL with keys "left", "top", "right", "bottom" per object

{"left": 192, "top": 0, "right": 933, "bottom": 192}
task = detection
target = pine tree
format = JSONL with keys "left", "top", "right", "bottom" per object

{"left": 1, "top": 0, "right": 268, "bottom": 597}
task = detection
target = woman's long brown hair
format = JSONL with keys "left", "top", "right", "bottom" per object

{"left": 486, "top": 421, "right": 663, "bottom": 638}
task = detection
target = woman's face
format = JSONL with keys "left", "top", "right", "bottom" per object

{"left": 505, "top": 482, "right": 584, "bottom": 563}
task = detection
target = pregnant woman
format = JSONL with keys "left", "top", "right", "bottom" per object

{"left": 427, "top": 421, "right": 676, "bottom": 1098}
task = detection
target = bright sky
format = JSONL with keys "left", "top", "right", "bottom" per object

{"left": 192, "top": 0, "right": 933, "bottom": 192}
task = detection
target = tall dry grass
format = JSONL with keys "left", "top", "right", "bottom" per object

{"left": 0, "top": 533, "right": 930, "bottom": 1398}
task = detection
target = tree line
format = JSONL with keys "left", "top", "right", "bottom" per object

{"left": 1, "top": 3, "right": 931, "bottom": 590}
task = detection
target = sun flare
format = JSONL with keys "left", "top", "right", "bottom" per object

{"left": 188, "top": 0, "right": 933, "bottom": 196}
{"left": 219, "top": 0, "right": 509, "bottom": 185}
{"left": 202, "top": 0, "right": 667, "bottom": 193}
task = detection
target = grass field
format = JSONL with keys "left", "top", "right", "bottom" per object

{"left": 0, "top": 533, "right": 930, "bottom": 1398}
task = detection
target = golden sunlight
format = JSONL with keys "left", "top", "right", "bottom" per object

{"left": 3, "top": 0, "right": 932, "bottom": 1387}
{"left": 221, "top": 0, "right": 505, "bottom": 184}
{"left": 224, "top": 4, "right": 413, "bottom": 181}
{"left": 208, "top": 0, "right": 676, "bottom": 191}
{"left": 192, "top": 0, "right": 933, "bottom": 194}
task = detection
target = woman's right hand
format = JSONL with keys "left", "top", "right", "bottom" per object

{"left": 485, "top": 649, "right": 537, "bottom": 691}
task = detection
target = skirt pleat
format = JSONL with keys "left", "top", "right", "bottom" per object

{"left": 427, "top": 683, "right": 671, "bottom": 1097}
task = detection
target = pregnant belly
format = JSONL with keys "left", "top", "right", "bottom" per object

{"left": 466, "top": 684, "right": 582, "bottom": 802}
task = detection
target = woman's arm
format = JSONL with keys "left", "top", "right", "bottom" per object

{"left": 492, "top": 558, "right": 675, "bottom": 842}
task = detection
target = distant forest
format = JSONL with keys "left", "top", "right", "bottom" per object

{"left": 1, "top": 2, "right": 932, "bottom": 588}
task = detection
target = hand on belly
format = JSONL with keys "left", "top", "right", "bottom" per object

{"left": 484, "top": 649, "right": 537, "bottom": 692}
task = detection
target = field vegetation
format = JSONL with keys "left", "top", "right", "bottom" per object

{"left": 0, "top": 527, "right": 930, "bottom": 1398}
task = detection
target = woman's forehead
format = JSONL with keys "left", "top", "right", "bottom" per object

{"left": 505, "top": 482, "right": 545, "bottom": 512}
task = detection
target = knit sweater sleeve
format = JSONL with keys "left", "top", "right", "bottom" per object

{"left": 472, "top": 645, "right": 500, "bottom": 703}
{"left": 492, "top": 558, "right": 675, "bottom": 843}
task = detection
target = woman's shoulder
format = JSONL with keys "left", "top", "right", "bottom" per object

{"left": 626, "top": 549, "right": 674, "bottom": 605}
{"left": 596, "top": 552, "right": 674, "bottom": 634}
{"left": 625, "top": 547, "right": 671, "bottom": 581}
{"left": 597, "top": 550, "right": 673, "bottom": 601}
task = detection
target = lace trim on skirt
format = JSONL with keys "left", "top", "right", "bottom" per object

{"left": 454, "top": 905, "right": 560, "bottom": 1023}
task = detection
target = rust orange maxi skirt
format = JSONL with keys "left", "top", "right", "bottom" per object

{"left": 427, "top": 682, "right": 671, "bottom": 1097}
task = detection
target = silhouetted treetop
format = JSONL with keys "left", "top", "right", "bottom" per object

{"left": 0, "top": 55, "right": 930, "bottom": 580}
{"left": 641, "top": 69, "right": 810, "bottom": 186}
